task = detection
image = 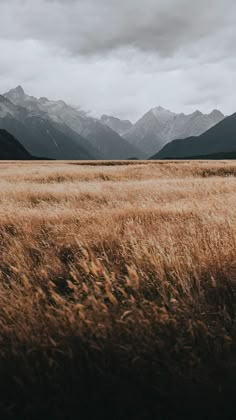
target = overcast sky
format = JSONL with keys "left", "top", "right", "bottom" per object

{"left": 0, "top": 0, "right": 235, "bottom": 121}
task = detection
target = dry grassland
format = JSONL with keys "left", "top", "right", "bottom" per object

{"left": 0, "top": 160, "right": 236, "bottom": 419}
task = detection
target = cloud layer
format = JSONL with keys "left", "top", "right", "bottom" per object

{"left": 0, "top": 0, "right": 236, "bottom": 120}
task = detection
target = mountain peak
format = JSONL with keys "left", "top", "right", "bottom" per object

{"left": 15, "top": 85, "right": 25, "bottom": 95}
{"left": 150, "top": 106, "right": 177, "bottom": 119}
{"left": 39, "top": 97, "right": 49, "bottom": 102}
{"left": 192, "top": 110, "right": 203, "bottom": 116}
{"left": 4, "top": 85, "right": 26, "bottom": 102}
{"left": 209, "top": 109, "right": 224, "bottom": 117}
{"left": 208, "top": 109, "right": 225, "bottom": 123}
{"left": 10, "top": 86, "right": 25, "bottom": 97}
{"left": 152, "top": 106, "right": 167, "bottom": 113}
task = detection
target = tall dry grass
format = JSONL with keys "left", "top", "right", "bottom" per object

{"left": 0, "top": 160, "right": 236, "bottom": 419}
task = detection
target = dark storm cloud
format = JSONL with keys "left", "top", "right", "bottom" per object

{"left": 0, "top": 0, "right": 235, "bottom": 57}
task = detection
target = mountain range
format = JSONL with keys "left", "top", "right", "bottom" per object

{"left": 0, "top": 93, "right": 96, "bottom": 160}
{"left": 120, "top": 107, "right": 225, "bottom": 157}
{"left": 151, "top": 113, "right": 236, "bottom": 159}
{"left": 3, "top": 87, "right": 140, "bottom": 160}
{"left": 0, "top": 85, "right": 235, "bottom": 161}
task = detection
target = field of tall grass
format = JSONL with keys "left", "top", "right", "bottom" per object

{"left": 0, "top": 160, "right": 236, "bottom": 419}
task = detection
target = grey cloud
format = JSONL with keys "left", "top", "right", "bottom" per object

{"left": 0, "top": 0, "right": 235, "bottom": 57}
{"left": 0, "top": 0, "right": 236, "bottom": 121}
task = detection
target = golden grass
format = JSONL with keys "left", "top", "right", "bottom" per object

{"left": 0, "top": 160, "right": 236, "bottom": 419}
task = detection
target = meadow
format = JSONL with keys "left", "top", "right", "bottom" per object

{"left": 0, "top": 160, "right": 236, "bottom": 419}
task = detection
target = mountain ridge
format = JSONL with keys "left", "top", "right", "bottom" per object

{"left": 151, "top": 112, "right": 236, "bottom": 159}
{"left": 4, "top": 87, "right": 141, "bottom": 160}
{"left": 0, "top": 93, "right": 96, "bottom": 160}
{"left": 124, "top": 106, "right": 225, "bottom": 157}
{"left": 2, "top": 86, "right": 231, "bottom": 161}
{"left": 100, "top": 114, "right": 133, "bottom": 136}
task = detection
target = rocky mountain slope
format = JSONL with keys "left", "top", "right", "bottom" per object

{"left": 4, "top": 87, "right": 141, "bottom": 160}
{"left": 0, "top": 129, "right": 33, "bottom": 159}
{"left": 100, "top": 115, "right": 133, "bottom": 136}
{"left": 124, "top": 106, "right": 225, "bottom": 157}
{"left": 151, "top": 113, "right": 236, "bottom": 159}
{"left": 0, "top": 94, "right": 97, "bottom": 160}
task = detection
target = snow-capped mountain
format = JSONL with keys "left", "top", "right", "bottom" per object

{"left": 100, "top": 115, "right": 133, "bottom": 136}
{"left": 4, "top": 87, "right": 141, "bottom": 160}
{"left": 124, "top": 106, "right": 225, "bottom": 157}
